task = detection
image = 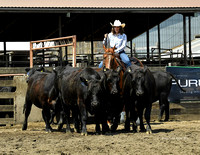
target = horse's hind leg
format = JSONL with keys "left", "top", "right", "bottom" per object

{"left": 22, "top": 97, "right": 32, "bottom": 130}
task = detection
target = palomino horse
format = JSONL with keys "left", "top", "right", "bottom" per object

{"left": 102, "top": 45, "right": 143, "bottom": 131}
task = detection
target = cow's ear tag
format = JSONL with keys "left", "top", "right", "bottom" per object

{"left": 80, "top": 77, "right": 88, "bottom": 86}
{"left": 27, "top": 71, "right": 30, "bottom": 77}
{"left": 103, "top": 66, "right": 107, "bottom": 72}
{"left": 41, "top": 70, "right": 43, "bottom": 72}
{"left": 128, "top": 68, "right": 131, "bottom": 73}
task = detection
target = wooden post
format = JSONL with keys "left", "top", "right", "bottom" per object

{"left": 30, "top": 42, "right": 33, "bottom": 68}
{"left": 72, "top": 35, "right": 76, "bottom": 67}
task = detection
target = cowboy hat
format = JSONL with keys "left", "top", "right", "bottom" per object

{"left": 110, "top": 20, "right": 125, "bottom": 28}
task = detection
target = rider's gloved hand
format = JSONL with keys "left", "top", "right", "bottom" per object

{"left": 104, "top": 33, "right": 108, "bottom": 38}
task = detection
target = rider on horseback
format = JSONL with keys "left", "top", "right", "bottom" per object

{"left": 99, "top": 20, "right": 131, "bottom": 68}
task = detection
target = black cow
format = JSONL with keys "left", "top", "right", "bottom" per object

{"left": 22, "top": 68, "right": 61, "bottom": 132}
{"left": 57, "top": 67, "right": 106, "bottom": 135}
{"left": 122, "top": 64, "right": 156, "bottom": 134}
{"left": 152, "top": 71, "right": 186, "bottom": 121}
{"left": 98, "top": 67, "right": 123, "bottom": 132}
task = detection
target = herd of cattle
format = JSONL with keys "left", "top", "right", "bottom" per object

{"left": 22, "top": 64, "right": 185, "bottom": 135}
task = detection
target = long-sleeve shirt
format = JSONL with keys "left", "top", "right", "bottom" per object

{"left": 103, "top": 32, "right": 127, "bottom": 53}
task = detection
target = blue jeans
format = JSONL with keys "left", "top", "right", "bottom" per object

{"left": 99, "top": 52, "right": 131, "bottom": 68}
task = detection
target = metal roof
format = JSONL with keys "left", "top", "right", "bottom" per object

{"left": 0, "top": 0, "right": 200, "bottom": 13}
{"left": 0, "top": 0, "right": 200, "bottom": 8}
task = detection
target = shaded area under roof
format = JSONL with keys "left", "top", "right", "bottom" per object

{"left": 0, "top": 13, "right": 174, "bottom": 42}
{"left": 0, "top": 0, "right": 199, "bottom": 42}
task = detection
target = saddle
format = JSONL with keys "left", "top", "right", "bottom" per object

{"left": 129, "top": 57, "right": 144, "bottom": 67}
{"left": 103, "top": 45, "right": 143, "bottom": 70}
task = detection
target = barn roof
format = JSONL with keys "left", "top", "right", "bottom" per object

{"left": 0, "top": 0, "right": 200, "bottom": 13}
{"left": 0, "top": 0, "right": 200, "bottom": 8}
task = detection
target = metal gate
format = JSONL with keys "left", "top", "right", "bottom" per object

{"left": 30, "top": 35, "right": 77, "bottom": 68}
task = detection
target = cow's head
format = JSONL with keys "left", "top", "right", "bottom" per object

{"left": 103, "top": 66, "right": 121, "bottom": 95}
{"left": 80, "top": 76, "right": 104, "bottom": 113}
{"left": 127, "top": 66, "right": 148, "bottom": 97}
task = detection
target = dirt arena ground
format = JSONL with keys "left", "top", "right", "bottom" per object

{"left": 0, "top": 119, "right": 200, "bottom": 155}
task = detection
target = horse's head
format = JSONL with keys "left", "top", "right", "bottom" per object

{"left": 103, "top": 45, "right": 115, "bottom": 54}
{"left": 103, "top": 45, "right": 119, "bottom": 69}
